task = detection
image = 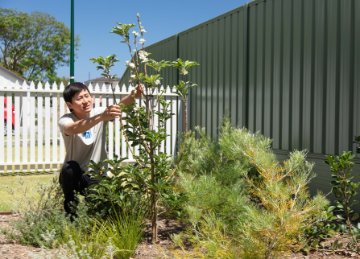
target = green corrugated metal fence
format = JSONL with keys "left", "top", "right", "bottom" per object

{"left": 135, "top": 0, "right": 360, "bottom": 158}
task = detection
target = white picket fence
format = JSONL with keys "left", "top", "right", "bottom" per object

{"left": 0, "top": 81, "right": 181, "bottom": 174}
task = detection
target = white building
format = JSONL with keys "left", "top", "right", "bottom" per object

{"left": 0, "top": 65, "right": 25, "bottom": 85}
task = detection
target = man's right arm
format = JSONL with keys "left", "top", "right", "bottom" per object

{"left": 60, "top": 105, "right": 121, "bottom": 136}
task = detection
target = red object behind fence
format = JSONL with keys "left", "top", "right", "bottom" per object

{"left": 4, "top": 97, "right": 15, "bottom": 128}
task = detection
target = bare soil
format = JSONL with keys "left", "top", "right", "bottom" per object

{"left": 0, "top": 213, "right": 359, "bottom": 259}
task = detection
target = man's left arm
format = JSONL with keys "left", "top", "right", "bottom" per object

{"left": 120, "top": 84, "right": 143, "bottom": 105}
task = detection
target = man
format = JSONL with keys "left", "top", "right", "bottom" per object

{"left": 58, "top": 82, "right": 141, "bottom": 218}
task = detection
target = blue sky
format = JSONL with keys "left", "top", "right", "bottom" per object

{"left": 2, "top": 0, "right": 249, "bottom": 82}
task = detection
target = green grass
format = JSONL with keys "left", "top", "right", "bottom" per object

{"left": 0, "top": 174, "right": 57, "bottom": 212}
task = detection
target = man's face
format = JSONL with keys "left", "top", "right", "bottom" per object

{"left": 66, "top": 89, "right": 93, "bottom": 118}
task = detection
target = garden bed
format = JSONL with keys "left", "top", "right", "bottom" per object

{"left": 0, "top": 213, "right": 358, "bottom": 259}
{"left": 0, "top": 213, "right": 60, "bottom": 258}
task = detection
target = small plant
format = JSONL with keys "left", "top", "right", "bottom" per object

{"left": 3, "top": 177, "right": 70, "bottom": 248}
{"left": 63, "top": 209, "right": 143, "bottom": 259}
{"left": 325, "top": 151, "right": 360, "bottom": 230}
{"left": 5, "top": 209, "right": 68, "bottom": 248}
{"left": 171, "top": 58, "right": 198, "bottom": 131}
{"left": 64, "top": 219, "right": 109, "bottom": 258}
{"left": 303, "top": 205, "right": 338, "bottom": 250}
{"left": 104, "top": 211, "right": 144, "bottom": 259}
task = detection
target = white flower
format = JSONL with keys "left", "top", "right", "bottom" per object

{"left": 125, "top": 60, "right": 136, "bottom": 69}
{"left": 105, "top": 171, "right": 114, "bottom": 178}
{"left": 155, "top": 79, "right": 161, "bottom": 85}
{"left": 181, "top": 68, "right": 188, "bottom": 75}
{"left": 139, "top": 38, "right": 146, "bottom": 44}
{"left": 138, "top": 50, "right": 149, "bottom": 58}
{"left": 138, "top": 50, "right": 149, "bottom": 62}
{"left": 130, "top": 74, "right": 136, "bottom": 79}
{"left": 140, "top": 27, "right": 147, "bottom": 33}
{"left": 132, "top": 30, "right": 139, "bottom": 37}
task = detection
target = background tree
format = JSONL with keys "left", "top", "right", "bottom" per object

{"left": 0, "top": 8, "right": 79, "bottom": 82}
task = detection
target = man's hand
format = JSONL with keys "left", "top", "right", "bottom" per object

{"left": 102, "top": 104, "right": 121, "bottom": 121}
{"left": 132, "top": 84, "right": 144, "bottom": 98}
{"left": 120, "top": 84, "right": 144, "bottom": 106}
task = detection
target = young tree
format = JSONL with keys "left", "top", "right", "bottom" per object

{"left": 89, "top": 13, "right": 198, "bottom": 243}
{"left": 0, "top": 8, "right": 78, "bottom": 82}
{"left": 110, "top": 14, "right": 198, "bottom": 242}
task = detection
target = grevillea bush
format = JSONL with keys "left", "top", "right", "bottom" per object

{"left": 173, "top": 120, "right": 329, "bottom": 258}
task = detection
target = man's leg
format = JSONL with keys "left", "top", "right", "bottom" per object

{"left": 59, "top": 161, "right": 83, "bottom": 219}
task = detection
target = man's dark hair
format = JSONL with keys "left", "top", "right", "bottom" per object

{"left": 63, "top": 82, "right": 91, "bottom": 103}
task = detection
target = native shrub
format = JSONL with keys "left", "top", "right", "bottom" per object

{"left": 174, "top": 121, "right": 329, "bottom": 258}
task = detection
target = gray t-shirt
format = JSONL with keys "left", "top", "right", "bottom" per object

{"left": 58, "top": 107, "right": 107, "bottom": 172}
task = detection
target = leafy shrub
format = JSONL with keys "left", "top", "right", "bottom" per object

{"left": 174, "top": 121, "right": 329, "bottom": 258}
{"left": 86, "top": 157, "right": 148, "bottom": 219}
{"left": 157, "top": 186, "right": 186, "bottom": 219}
{"left": 325, "top": 151, "right": 360, "bottom": 229}
{"left": 86, "top": 155, "right": 184, "bottom": 221}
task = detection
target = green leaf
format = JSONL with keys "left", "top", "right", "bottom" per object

{"left": 111, "top": 23, "right": 135, "bottom": 38}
